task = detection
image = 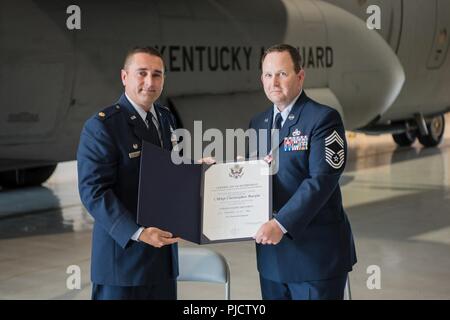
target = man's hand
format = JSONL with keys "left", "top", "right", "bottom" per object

{"left": 138, "top": 227, "right": 180, "bottom": 248}
{"left": 263, "top": 155, "right": 273, "bottom": 164}
{"left": 197, "top": 157, "right": 216, "bottom": 164}
{"left": 254, "top": 219, "right": 283, "bottom": 245}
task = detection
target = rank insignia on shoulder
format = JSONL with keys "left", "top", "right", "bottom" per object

{"left": 115, "top": 105, "right": 120, "bottom": 109}
{"left": 325, "top": 130, "right": 344, "bottom": 169}
{"left": 129, "top": 151, "right": 141, "bottom": 159}
{"left": 98, "top": 112, "right": 106, "bottom": 117}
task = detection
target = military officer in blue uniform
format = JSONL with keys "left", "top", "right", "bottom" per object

{"left": 77, "top": 47, "right": 180, "bottom": 300}
{"left": 250, "top": 44, "right": 357, "bottom": 300}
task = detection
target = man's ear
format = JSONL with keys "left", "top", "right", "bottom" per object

{"left": 297, "top": 69, "right": 305, "bottom": 88}
{"left": 121, "top": 69, "right": 127, "bottom": 86}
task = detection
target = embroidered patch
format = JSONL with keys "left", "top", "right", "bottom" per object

{"left": 325, "top": 131, "right": 344, "bottom": 169}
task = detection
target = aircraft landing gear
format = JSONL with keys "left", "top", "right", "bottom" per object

{"left": 392, "top": 130, "right": 417, "bottom": 147}
{"left": 417, "top": 114, "right": 445, "bottom": 147}
{"left": 392, "top": 114, "right": 445, "bottom": 148}
{"left": 0, "top": 164, "right": 57, "bottom": 188}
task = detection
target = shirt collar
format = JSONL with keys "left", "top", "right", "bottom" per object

{"left": 273, "top": 90, "right": 302, "bottom": 122}
{"left": 125, "top": 93, "right": 157, "bottom": 122}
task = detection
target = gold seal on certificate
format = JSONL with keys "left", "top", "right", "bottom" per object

{"left": 202, "top": 160, "right": 272, "bottom": 242}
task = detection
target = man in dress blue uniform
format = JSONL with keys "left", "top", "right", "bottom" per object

{"left": 77, "top": 47, "right": 180, "bottom": 300}
{"left": 251, "top": 44, "right": 357, "bottom": 300}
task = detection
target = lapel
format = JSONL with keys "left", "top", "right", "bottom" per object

{"left": 276, "top": 91, "right": 308, "bottom": 147}
{"left": 154, "top": 104, "right": 171, "bottom": 150}
{"left": 117, "top": 94, "right": 149, "bottom": 143}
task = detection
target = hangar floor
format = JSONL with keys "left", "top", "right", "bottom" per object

{"left": 0, "top": 129, "right": 449, "bottom": 300}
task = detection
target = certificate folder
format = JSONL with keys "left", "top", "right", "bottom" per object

{"left": 137, "top": 141, "right": 204, "bottom": 244}
{"left": 137, "top": 141, "right": 272, "bottom": 244}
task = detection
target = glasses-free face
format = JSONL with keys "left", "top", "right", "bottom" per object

{"left": 121, "top": 53, "right": 165, "bottom": 111}
{"left": 261, "top": 51, "right": 304, "bottom": 110}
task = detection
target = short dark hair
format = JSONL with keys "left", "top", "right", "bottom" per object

{"left": 123, "top": 46, "right": 164, "bottom": 71}
{"left": 261, "top": 44, "right": 302, "bottom": 73}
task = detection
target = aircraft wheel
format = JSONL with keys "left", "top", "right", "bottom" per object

{"left": 392, "top": 130, "right": 417, "bottom": 147}
{"left": 418, "top": 115, "right": 445, "bottom": 148}
{"left": 0, "top": 164, "right": 57, "bottom": 188}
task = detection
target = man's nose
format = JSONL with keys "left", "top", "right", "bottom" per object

{"left": 144, "top": 75, "right": 153, "bottom": 86}
{"left": 271, "top": 75, "right": 280, "bottom": 86}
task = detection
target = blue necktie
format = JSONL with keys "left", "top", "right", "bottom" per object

{"left": 269, "top": 113, "right": 283, "bottom": 152}
{"left": 145, "top": 112, "right": 161, "bottom": 147}
{"left": 274, "top": 113, "right": 283, "bottom": 130}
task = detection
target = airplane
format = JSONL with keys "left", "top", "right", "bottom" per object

{"left": 0, "top": 0, "right": 449, "bottom": 187}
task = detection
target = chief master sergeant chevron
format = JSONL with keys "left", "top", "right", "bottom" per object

{"left": 77, "top": 47, "right": 180, "bottom": 300}
{"left": 250, "top": 44, "right": 357, "bottom": 300}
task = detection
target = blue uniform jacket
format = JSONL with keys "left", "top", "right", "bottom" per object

{"left": 249, "top": 91, "right": 357, "bottom": 283}
{"left": 77, "top": 94, "right": 178, "bottom": 286}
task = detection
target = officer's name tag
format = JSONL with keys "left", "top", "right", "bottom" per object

{"left": 129, "top": 151, "right": 141, "bottom": 159}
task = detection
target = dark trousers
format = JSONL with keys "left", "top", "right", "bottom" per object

{"left": 92, "top": 279, "right": 177, "bottom": 300}
{"left": 259, "top": 274, "right": 348, "bottom": 300}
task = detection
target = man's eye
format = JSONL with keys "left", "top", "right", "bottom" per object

{"left": 280, "top": 72, "right": 287, "bottom": 77}
{"left": 264, "top": 73, "right": 272, "bottom": 78}
{"left": 139, "top": 72, "right": 147, "bottom": 77}
{"left": 152, "top": 73, "right": 162, "bottom": 78}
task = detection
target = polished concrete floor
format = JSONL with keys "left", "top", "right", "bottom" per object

{"left": 1, "top": 128, "right": 449, "bottom": 300}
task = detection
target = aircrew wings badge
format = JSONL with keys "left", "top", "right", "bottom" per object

{"left": 325, "top": 130, "right": 344, "bottom": 169}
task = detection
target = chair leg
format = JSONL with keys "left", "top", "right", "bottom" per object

{"left": 225, "top": 280, "right": 230, "bottom": 300}
{"left": 344, "top": 276, "right": 352, "bottom": 300}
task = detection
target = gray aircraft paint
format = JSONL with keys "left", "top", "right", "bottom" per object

{"left": 0, "top": 0, "right": 449, "bottom": 169}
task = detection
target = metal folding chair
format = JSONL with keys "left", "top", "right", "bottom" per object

{"left": 177, "top": 247, "right": 231, "bottom": 300}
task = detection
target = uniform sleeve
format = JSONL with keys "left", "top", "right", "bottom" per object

{"left": 77, "top": 118, "right": 140, "bottom": 248}
{"left": 275, "top": 109, "right": 346, "bottom": 239}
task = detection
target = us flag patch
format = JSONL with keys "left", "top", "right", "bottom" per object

{"left": 325, "top": 131, "right": 344, "bottom": 169}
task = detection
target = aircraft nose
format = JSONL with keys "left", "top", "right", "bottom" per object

{"left": 320, "top": 1, "right": 405, "bottom": 128}
{"left": 282, "top": 0, "right": 405, "bottom": 129}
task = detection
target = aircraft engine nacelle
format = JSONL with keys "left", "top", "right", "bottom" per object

{"left": 160, "top": 0, "right": 406, "bottom": 132}
{"left": 281, "top": 0, "right": 405, "bottom": 128}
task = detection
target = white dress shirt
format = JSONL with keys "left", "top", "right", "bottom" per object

{"left": 125, "top": 93, "right": 161, "bottom": 139}
{"left": 124, "top": 93, "right": 160, "bottom": 242}
{"left": 271, "top": 90, "right": 302, "bottom": 235}
{"left": 272, "top": 90, "right": 302, "bottom": 128}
